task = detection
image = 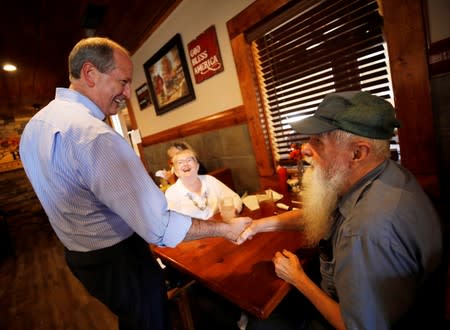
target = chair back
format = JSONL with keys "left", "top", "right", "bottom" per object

{"left": 208, "top": 168, "right": 236, "bottom": 191}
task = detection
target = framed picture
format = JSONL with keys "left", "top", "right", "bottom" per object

{"left": 143, "top": 34, "right": 196, "bottom": 115}
{"left": 135, "top": 83, "right": 152, "bottom": 110}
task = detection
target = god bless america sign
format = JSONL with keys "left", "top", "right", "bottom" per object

{"left": 188, "top": 25, "right": 224, "bottom": 84}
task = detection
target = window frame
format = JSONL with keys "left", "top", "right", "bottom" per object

{"left": 249, "top": 0, "right": 394, "bottom": 165}
{"left": 227, "top": 0, "right": 439, "bottom": 197}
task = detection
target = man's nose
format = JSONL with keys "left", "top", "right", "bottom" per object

{"left": 301, "top": 142, "right": 312, "bottom": 157}
{"left": 123, "top": 84, "right": 131, "bottom": 99}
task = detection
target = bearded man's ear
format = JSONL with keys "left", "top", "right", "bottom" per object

{"left": 352, "top": 143, "right": 370, "bottom": 161}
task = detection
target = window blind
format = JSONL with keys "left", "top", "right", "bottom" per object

{"left": 249, "top": 0, "right": 396, "bottom": 163}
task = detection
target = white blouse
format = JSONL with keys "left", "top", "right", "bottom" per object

{"left": 165, "top": 175, "right": 242, "bottom": 220}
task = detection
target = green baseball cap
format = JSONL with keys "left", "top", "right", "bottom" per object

{"left": 290, "top": 91, "right": 400, "bottom": 139}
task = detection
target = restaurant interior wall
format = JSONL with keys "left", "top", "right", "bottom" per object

{"left": 127, "top": 0, "right": 261, "bottom": 194}
{"left": 129, "top": 0, "right": 254, "bottom": 137}
{"left": 126, "top": 1, "right": 448, "bottom": 199}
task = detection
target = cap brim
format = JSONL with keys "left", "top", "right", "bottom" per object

{"left": 290, "top": 116, "right": 338, "bottom": 135}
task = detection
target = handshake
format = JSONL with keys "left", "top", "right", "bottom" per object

{"left": 221, "top": 216, "right": 261, "bottom": 245}
{"left": 187, "top": 208, "right": 301, "bottom": 246}
{"left": 217, "top": 208, "right": 302, "bottom": 245}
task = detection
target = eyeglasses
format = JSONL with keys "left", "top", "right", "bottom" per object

{"left": 175, "top": 157, "right": 196, "bottom": 166}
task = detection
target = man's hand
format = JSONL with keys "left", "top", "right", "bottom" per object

{"left": 235, "top": 221, "right": 259, "bottom": 244}
{"left": 224, "top": 217, "right": 252, "bottom": 244}
{"left": 272, "top": 249, "right": 305, "bottom": 286}
{"left": 273, "top": 249, "right": 346, "bottom": 330}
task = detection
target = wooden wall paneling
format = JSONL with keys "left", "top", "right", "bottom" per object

{"left": 126, "top": 99, "right": 150, "bottom": 172}
{"left": 179, "top": 106, "right": 246, "bottom": 137}
{"left": 226, "top": 0, "right": 292, "bottom": 40}
{"left": 229, "top": 34, "right": 274, "bottom": 177}
{"left": 429, "top": 37, "right": 450, "bottom": 76}
{"left": 381, "top": 0, "right": 440, "bottom": 199}
{"left": 142, "top": 128, "right": 183, "bottom": 147}
{"left": 140, "top": 106, "right": 247, "bottom": 146}
{"left": 226, "top": 0, "right": 296, "bottom": 180}
{"left": 126, "top": 99, "right": 138, "bottom": 130}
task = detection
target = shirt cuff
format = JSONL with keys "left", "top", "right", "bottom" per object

{"left": 161, "top": 211, "right": 192, "bottom": 247}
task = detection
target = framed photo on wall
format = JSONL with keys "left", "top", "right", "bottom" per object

{"left": 143, "top": 34, "right": 196, "bottom": 115}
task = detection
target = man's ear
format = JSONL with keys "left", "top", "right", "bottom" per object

{"left": 352, "top": 142, "right": 370, "bottom": 161}
{"left": 81, "top": 62, "right": 97, "bottom": 87}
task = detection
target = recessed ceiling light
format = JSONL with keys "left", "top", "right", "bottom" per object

{"left": 3, "top": 64, "right": 17, "bottom": 72}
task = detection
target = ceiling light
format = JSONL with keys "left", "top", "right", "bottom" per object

{"left": 3, "top": 63, "right": 17, "bottom": 72}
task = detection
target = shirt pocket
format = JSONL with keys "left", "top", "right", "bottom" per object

{"left": 320, "top": 257, "right": 337, "bottom": 298}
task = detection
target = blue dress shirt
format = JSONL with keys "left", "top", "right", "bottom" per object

{"left": 19, "top": 88, "right": 191, "bottom": 251}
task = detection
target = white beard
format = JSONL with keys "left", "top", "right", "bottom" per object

{"left": 300, "top": 158, "right": 349, "bottom": 246}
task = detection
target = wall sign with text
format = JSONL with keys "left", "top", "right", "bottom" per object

{"left": 188, "top": 25, "right": 224, "bottom": 84}
{"left": 135, "top": 83, "right": 152, "bottom": 110}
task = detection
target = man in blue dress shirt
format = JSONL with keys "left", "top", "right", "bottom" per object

{"left": 19, "top": 37, "right": 251, "bottom": 330}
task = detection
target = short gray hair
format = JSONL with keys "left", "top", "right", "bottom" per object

{"left": 329, "top": 129, "right": 391, "bottom": 159}
{"left": 68, "top": 37, "right": 129, "bottom": 81}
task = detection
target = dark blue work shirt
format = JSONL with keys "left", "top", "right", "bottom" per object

{"left": 320, "top": 160, "right": 442, "bottom": 329}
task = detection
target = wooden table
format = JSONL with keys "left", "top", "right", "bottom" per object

{"left": 152, "top": 198, "right": 317, "bottom": 319}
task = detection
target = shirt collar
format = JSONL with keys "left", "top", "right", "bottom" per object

{"left": 338, "top": 160, "right": 388, "bottom": 219}
{"left": 55, "top": 88, "right": 106, "bottom": 121}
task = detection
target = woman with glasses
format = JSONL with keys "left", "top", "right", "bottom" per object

{"left": 165, "top": 149, "right": 242, "bottom": 220}
{"left": 162, "top": 141, "right": 208, "bottom": 185}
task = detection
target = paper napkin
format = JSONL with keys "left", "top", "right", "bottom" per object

{"left": 242, "top": 195, "right": 259, "bottom": 211}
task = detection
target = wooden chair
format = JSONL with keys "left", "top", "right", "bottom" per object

{"left": 167, "top": 280, "right": 196, "bottom": 330}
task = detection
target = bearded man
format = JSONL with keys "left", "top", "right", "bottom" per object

{"left": 239, "top": 91, "right": 443, "bottom": 330}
